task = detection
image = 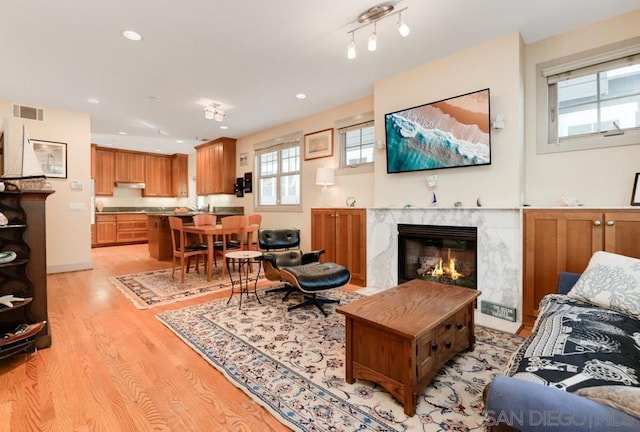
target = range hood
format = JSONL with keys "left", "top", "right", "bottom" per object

{"left": 115, "top": 182, "right": 146, "bottom": 189}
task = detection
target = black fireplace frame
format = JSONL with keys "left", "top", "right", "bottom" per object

{"left": 397, "top": 224, "right": 478, "bottom": 287}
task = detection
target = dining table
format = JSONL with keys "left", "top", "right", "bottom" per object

{"left": 182, "top": 223, "right": 223, "bottom": 281}
{"left": 182, "top": 223, "right": 259, "bottom": 281}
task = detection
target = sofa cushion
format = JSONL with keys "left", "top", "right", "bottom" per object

{"left": 575, "top": 386, "right": 640, "bottom": 420}
{"left": 567, "top": 251, "right": 640, "bottom": 319}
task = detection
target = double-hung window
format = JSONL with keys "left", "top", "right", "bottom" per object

{"left": 255, "top": 137, "right": 301, "bottom": 211}
{"left": 338, "top": 120, "right": 375, "bottom": 169}
{"left": 539, "top": 42, "right": 640, "bottom": 154}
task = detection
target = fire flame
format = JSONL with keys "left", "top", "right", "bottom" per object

{"left": 431, "top": 249, "right": 463, "bottom": 281}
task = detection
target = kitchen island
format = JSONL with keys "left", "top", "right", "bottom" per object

{"left": 147, "top": 207, "right": 243, "bottom": 261}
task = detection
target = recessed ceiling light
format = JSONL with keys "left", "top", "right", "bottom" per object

{"left": 176, "top": 140, "right": 184, "bottom": 144}
{"left": 87, "top": 98, "right": 100, "bottom": 104}
{"left": 220, "top": 125, "right": 228, "bottom": 130}
{"left": 296, "top": 93, "right": 307, "bottom": 99}
{"left": 118, "top": 131, "right": 128, "bottom": 135}
{"left": 122, "top": 30, "right": 143, "bottom": 41}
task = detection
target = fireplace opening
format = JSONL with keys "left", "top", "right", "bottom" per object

{"left": 398, "top": 224, "right": 477, "bottom": 289}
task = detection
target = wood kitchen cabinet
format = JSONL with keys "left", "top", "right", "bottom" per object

{"left": 94, "top": 214, "right": 148, "bottom": 246}
{"left": 171, "top": 153, "right": 189, "bottom": 198}
{"left": 143, "top": 155, "right": 172, "bottom": 197}
{"left": 195, "top": 137, "right": 236, "bottom": 195}
{"left": 94, "top": 147, "right": 115, "bottom": 196}
{"left": 311, "top": 208, "right": 367, "bottom": 286}
{"left": 95, "top": 214, "right": 117, "bottom": 244}
{"left": 115, "top": 150, "right": 145, "bottom": 183}
{"left": 523, "top": 209, "right": 640, "bottom": 328}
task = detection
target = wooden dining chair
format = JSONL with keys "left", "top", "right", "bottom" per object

{"left": 168, "top": 216, "right": 209, "bottom": 283}
{"left": 214, "top": 215, "right": 246, "bottom": 276}
{"left": 244, "top": 213, "right": 262, "bottom": 251}
{"left": 193, "top": 214, "right": 217, "bottom": 268}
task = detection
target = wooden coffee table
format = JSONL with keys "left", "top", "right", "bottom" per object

{"left": 336, "top": 279, "right": 481, "bottom": 416}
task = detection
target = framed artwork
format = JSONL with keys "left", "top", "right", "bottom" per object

{"left": 304, "top": 128, "right": 333, "bottom": 160}
{"left": 239, "top": 152, "right": 248, "bottom": 166}
{"left": 32, "top": 139, "right": 67, "bottom": 178}
{"left": 632, "top": 173, "right": 640, "bottom": 206}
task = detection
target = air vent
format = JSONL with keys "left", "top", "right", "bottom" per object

{"left": 12, "top": 104, "right": 44, "bottom": 121}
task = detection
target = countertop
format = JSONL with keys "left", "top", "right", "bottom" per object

{"left": 96, "top": 206, "right": 244, "bottom": 217}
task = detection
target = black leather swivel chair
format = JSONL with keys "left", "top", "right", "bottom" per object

{"left": 258, "top": 228, "right": 351, "bottom": 316}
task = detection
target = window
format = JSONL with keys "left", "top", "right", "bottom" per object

{"left": 538, "top": 41, "right": 640, "bottom": 154}
{"left": 338, "top": 120, "right": 375, "bottom": 169}
{"left": 255, "top": 138, "right": 301, "bottom": 211}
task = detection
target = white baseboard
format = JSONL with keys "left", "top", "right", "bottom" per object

{"left": 47, "top": 261, "right": 94, "bottom": 274}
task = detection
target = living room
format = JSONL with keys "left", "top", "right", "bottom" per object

{"left": 1, "top": 3, "right": 640, "bottom": 431}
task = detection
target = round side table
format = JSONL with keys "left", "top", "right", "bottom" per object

{"left": 224, "top": 250, "right": 263, "bottom": 309}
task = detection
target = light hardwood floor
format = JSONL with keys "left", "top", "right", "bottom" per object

{"left": 0, "top": 244, "right": 301, "bottom": 432}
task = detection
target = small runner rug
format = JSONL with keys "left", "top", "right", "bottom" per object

{"left": 156, "top": 289, "right": 523, "bottom": 431}
{"left": 109, "top": 266, "right": 263, "bottom": 309}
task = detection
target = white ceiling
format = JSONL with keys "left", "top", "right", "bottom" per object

{"left": 2, "top": 0, "right": 639, "bottom": 154}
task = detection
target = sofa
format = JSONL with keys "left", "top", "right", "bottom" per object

{"left": 484, "top": 251, "right": 640, "bottom": 431}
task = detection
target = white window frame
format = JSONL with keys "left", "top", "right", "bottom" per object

{"left": 253, "top": 133, "right": 302, "bottom": 212}
{"left": 536, "top": 37, "right": 640, "bottom": 154}
{"left": 336, "top": 112, "right": 375, "bottom": 175}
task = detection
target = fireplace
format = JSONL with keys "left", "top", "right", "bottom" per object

{"left": 398, "top": 224, "right": 477, "bottom": 289}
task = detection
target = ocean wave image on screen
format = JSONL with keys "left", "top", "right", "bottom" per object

{"left": 386, "top": 105, "right": 490, "bottom": 173}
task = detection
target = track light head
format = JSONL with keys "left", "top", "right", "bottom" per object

{"left": 368, "top": 24, "right": 377, "bottom": 52}
{"left": 397, "top": 12, "right": 410, "bottom": 37}
{"left": 347, "top": 33, "right": 356, "bottom": 59}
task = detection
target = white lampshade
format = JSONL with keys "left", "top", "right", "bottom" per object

{"left": 315, "top": 167, "right": 335, "bottom": 186}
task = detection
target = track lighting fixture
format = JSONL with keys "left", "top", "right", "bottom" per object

{"left": 346, "top": 4, "right": 409, "bottom": 59}
{"left": 397, "top": 11, "right": 410, "bottom": 37}
{"left": 204, "top": 103, "right": 225, "bottom": 121}
{"left": 347, "top": 32, "right": 356, "bottom": 59}
{"left": 368, "top": 23, "right": 377, "bottom": 52}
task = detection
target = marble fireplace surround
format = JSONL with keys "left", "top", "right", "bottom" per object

{"left": 365, "top": 208, "right": 522, "bottom": 333}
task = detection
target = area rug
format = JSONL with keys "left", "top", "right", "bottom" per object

{"left": 156, "top": 289, "right": 524, "bottom": 431}
{"left": 109, "top": 266, "right": 263, "bottom": 309}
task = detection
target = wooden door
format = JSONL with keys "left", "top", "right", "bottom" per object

{"left": 334, "top": 209, "right": 366, "bottom": 286}
{"left": 311, "top": 209, "right": 336, "bottom": 263}
{"left": 144, "top": 155, "right": 172, "bottom": 197}
{"left": 523, "top": 210, "right": 602, "bottom": 326}
{"left": 196, "top": 144, "right": 213, "bottom": 195}
{"left": 604, "top": 211, "right": 640, "bottom": 258}
{"left": 96, "top": 215, "right": 117, "bottom": 244}
{"left": 171, "top": 154, "right": 188, "bottom": 198}
{"left": 94, "top": 148, "right": 114, "bottom": 196}
{"left": 115, "top": 152, "right": 146, "bottom": 182}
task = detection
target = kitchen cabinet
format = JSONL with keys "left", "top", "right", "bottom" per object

{"left": 0, "top": 185, "right": 53, "bottom": 360}
{"left": 94, "top": 147, "right": 115, "bottom": 196}
{"left": 94, "top": 214, "right": 148, "bottom": 246}
{"left": 95, "top": 214, "right": 117, "bottom": 244}
{"left": 116, "top": 214, "right": 148, "bottom": 242}
{"left": 143, "top": 155, "right": 172, "bottom": 197}
{"left": 115, "top": 151, "right": 145, "bottom": 183}
{"left": 523, "top": 209, "right": 640, "bottom": 328}
{"left": 311, "top": 208, "right": 366, "bottom": 286}
{"left": 171, "top": 153, "right": 189, "bottom": 198}
{"left": 195, "top": 137, "right": 236, "bottom": 195}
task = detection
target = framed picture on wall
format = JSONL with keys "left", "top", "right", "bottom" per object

{"left": 632, "top": 173, "right": 640, "bottom": 206}
{"left": 304, "top": 128, "right": 333, "bottom": 160}
{"left": 32, "top": 139, "right": 67, "bottom": 178}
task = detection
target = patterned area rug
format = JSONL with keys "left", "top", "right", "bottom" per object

{"left": 109, "top": 266, "right": 263, "bottom": 309}
{"left": 156, "top": 289, "right": 524, "bottom": 431}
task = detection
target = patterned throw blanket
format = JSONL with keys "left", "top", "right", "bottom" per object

{"left": 505, "top": 294, "right": 640, "bottom": 393}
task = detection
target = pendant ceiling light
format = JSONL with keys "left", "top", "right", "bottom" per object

{"left": 346, "top": 3, "right": 410, "bottom": 59}
{"left": 204, "top": 103, "right": 225, "bottom": 122}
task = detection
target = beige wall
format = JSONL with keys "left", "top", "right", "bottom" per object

{"left": 373, "top": 32, "right": 525, "bottom": 208}
{"left": 524, "top": 10, "right": 640, "bottom": 206}
{"left": 3, "top": 11, "right": 639, "bottom": 273}
{"left": 235, "top": 96, "right": 374, "bottom": 251}
{"left": 1, "top": 100, "right": 92, "bottom": 273}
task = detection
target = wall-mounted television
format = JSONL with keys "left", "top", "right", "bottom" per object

{"left": 385, "top": 88, "right": 491, "bottom": 174}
